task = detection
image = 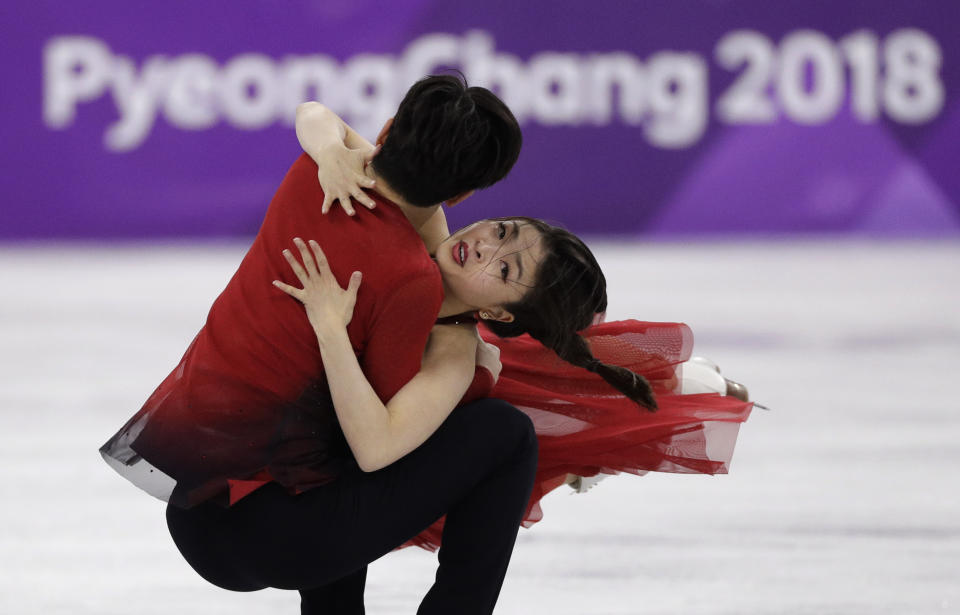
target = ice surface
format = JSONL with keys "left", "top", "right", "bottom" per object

{"left": 1, "top": 239, "right": 958, "bottom": 614}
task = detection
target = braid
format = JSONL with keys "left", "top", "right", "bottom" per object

{"left": 551, "top": 331, "right": 658, "bottom": 411}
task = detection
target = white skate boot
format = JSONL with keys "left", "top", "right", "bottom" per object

{"left": 683, "top": 356, "right": 749, "bottom": 402}
{"left": 566, "top": 472, "right": 613, "bottom": 494}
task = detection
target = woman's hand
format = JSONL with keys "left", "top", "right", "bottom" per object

{"left": 272, "top": 237, "right": 362, "bottom": 346}
{"left": 315, "top": 143, "right": 380, "bottom": 215}
{"left": 296, "top": 102, "right": 379, "bottom": 216}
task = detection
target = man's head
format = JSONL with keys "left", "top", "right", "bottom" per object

{"left": 371, "top": 74, "right": 522, "bottom": 207}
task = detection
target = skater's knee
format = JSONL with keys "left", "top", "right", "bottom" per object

{"left": 466, "top": 398, "right": 537, "bottom": 456}
{"left": 166, "top": 503, "right": 266, "bottom": 592}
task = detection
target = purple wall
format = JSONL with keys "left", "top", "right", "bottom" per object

{"left": 3, "top": 0, "right": 959, "bottom": 239}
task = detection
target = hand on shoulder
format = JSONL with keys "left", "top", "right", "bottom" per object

{"left": 272, "top": 237, "right": 362, "bottom": 347}
{"left": 314, "top": 143, "right": 379, "bottom": 215}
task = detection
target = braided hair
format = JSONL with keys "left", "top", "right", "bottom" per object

{"left": 482, "top": 218, "right": 658, "bottom": 410}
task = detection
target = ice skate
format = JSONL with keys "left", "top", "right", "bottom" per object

{"left": 684, "top": 357, "right": 766, "bottom": 408}
{"left": 724, "top": 378, "right": 750, "bottom": 403}
{"left": 688, "top": 356, "right": 750, "bottom": 402}
{"left": 566, "top": 472, "right": 612, "bottom": 494}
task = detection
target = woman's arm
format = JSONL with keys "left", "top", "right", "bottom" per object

{"left": 296, "top": 101, "right": 375, "bottom": 156}
{"left": 295, "top": 102, "right": 378, "bottom": 214}
{"left": 295, "top": 102, "right": 452, "bottom": 252}
{"left": 273, "top": 237, "right": 478, "bottom": 472}
{"left": 322, "top": 321, "right": 477, "bottom": 472}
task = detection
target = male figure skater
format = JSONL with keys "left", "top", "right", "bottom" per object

{"left": 101, "top": 75, "right": 531, "bottom": 614}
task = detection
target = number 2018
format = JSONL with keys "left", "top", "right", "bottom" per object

{"left": 715, "top": 29, "right": 944, "bottom": 125}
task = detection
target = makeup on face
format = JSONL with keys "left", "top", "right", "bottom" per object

{"left": 451, "top": 240, "right": 468, "bottom": 267}
{"left": 437, "top": 219, "right": 545, "bottom": 313}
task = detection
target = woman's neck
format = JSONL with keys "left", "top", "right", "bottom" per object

{"left": 436, "top": 286, "right": 473, "bottom": 319}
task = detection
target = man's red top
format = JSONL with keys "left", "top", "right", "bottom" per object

{"left": 100, "top": 153, "right": 444, "bottom": 508}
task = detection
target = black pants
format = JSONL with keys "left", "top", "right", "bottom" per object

{"left": 166, "top": 398, "right": 538, "bottom": 614}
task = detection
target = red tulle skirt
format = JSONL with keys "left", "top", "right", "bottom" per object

{"left": 400, "top": 319, "right": 753, "bottom": 551}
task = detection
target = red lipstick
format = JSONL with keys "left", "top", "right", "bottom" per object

{"left": 452, "top": 240, "right": 467, "bottom": 266}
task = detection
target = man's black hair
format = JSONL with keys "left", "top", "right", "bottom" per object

{"left": 371, "top": 74, "right": 522, "bottom": 207}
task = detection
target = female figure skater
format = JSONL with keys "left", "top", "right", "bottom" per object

{"left": 292, "top": 102, "right": 754, "bottom": 550}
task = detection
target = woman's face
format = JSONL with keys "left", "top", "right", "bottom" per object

{"left": 435, "top": 218, "right": 546, "bottom": 318}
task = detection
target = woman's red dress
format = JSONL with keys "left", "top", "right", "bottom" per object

{"left": 401, "top": 319, "right": 753, "bottom": 551}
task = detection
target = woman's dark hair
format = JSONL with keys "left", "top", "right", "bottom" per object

{"left": 483, "top": 218, "right": 658, "bottom": 410}
{"left": 371, "top": 74, "right": 522, "bottom": 207}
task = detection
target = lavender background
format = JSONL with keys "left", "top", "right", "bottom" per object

{"left": 3, "top": 0, "right": 959, "bottom": 240}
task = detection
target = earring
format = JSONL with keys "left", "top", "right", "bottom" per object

{"left": 480, "top": 312, "right": 490, "bottom": 319}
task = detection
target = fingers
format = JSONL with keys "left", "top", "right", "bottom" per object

{"left": 293, "top": 237, "right": 318, "bottom": 275}
{"left": 282, "top": 248, "right": 309, "bottom": 284}
{"left": 307, "top": 239, "right": 331, "bottom": 275}
{"left": 326, "top": 192, "right": 354, "bottom": 216}
{"left": 320, "top": 187, "right": 361, "bottom": 217}
{"left": 355, "top": 173, "right": 376, "bottom": 189}
{"left": 284, "top": 239, "right": 334, "bottom": 282}
{"left": 320, "top": 170, "right": 333, "bottom": 214}
{"left": 277, "top": 240, "right": 355, "bottom": 301}
{"left": 351, "top": 187, "right": 376, "bottom": 210}
{"left": 343, "top": 271, "right": 362, "bottom": 324}
{"left": 271, "top": 279, "right": 304, "bottom": 301}
{"left": 346, "top": 271, "right": 362, "bottom": 295}
{"left": 337, "top": 195, "right": 357, "bottom": 216}
{"left": 340, "top": 197, "right": 357, "bottom": 217}
{"left": 363, "top": 144, "right": 381, "bottom": 164}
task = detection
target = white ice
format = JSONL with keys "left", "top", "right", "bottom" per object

{"left": 1, "top": 239, "right": 958, "bottom": 614}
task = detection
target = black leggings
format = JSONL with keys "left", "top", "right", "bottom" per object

{"left": 165, "top": 398, "right": 538, "bottom": 614}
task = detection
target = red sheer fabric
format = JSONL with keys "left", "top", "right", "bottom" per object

{"left": 401, "top": 319, "right": 753, "bottom": 551}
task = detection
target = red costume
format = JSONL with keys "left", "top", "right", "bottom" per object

{"left": 404, "top": 320, "right": 753, "bottom": 551}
